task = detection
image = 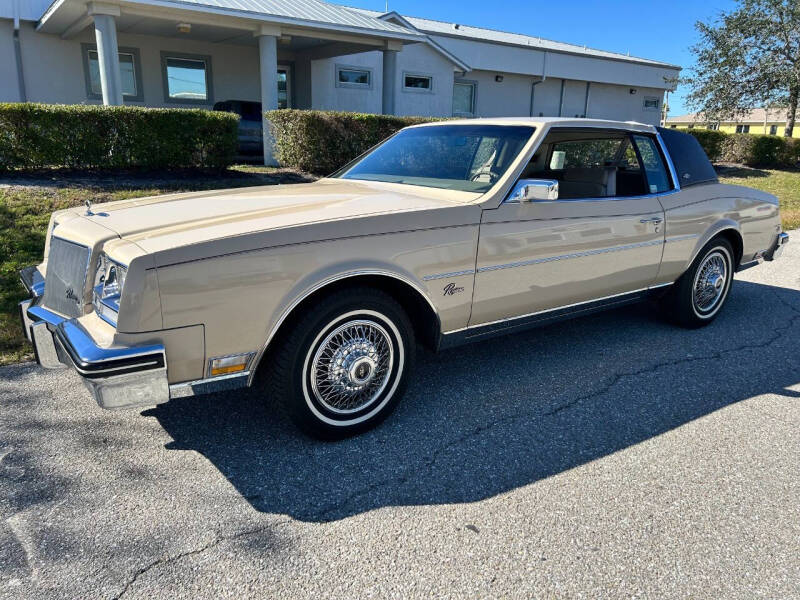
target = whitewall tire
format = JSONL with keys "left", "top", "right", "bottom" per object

{"left": 267, "top": 288, "right": 414, "bottom": 439}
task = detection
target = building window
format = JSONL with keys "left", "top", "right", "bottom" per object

{"left": 688, "top": 124, "right": 695, "bottom": 129}
{"left": 335, "top": 65, "right": 372, "bottom": 89}
{"left": 708, "top": 123, "right": 719, "bottom": 130}
{"left": 769, "top": 124, "right": 779, "bottom": 135}
{"left": 81, "top": 44, "right": 143, "bottom": 101}
{"left": 403, "top": 72, "right": 433, "bottom": 92}
{"left": 735, "top": 124, "right": 750, "bottom": 134}
{"left": 161, "top": 53, "right": 213, "bottom": 104}
{"left": 643, "top": 96, "right": 660, "bottom": 111}
{"left": 670, "top": 125, "right": 677, "bottom": 129}
{"left": 453, "top": 80, "right": 477, "bottom": 117}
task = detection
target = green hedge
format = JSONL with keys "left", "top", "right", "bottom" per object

{"left": 0, "top": 103, "right": 239, "bottom": 170}
{"left": 686, "top": 128, "right": 800, "bottom": 167}
{"left": 266, "top": 109, "right": 446, "bottom": 174}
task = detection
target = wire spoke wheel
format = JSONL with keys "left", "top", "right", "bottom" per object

{"left": 309, "top": 319, "right": 395, "bottom": 415}
{"left": 692, "top": 249, "right": 729, "bottom": 314}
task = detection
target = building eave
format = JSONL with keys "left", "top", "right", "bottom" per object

{"left": 377, "top": 11, "right": 471, "bottom": 72}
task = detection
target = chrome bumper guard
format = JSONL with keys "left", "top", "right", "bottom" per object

{"left": 765, "top": 232, "right": 789, "bottom": 261}
{"left": 20, "top": 271, "right": 170, "bottom": 409}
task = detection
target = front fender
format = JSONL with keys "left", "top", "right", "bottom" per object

{"left": 247, "top": 261, "right": 438, "bottom": 385}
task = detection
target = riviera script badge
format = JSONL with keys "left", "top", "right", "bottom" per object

{"left": 443, "top": 282, "right": 465, "bottom": 296}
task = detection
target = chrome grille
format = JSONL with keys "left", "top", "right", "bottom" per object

{"left": 42, "top": 237, "right": 90, "bottom": 318}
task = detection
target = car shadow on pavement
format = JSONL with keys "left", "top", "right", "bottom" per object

{"left": 145, "top": 280, "right": 800, "bottom": 523}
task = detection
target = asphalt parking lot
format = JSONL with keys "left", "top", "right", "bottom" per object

{"left": 2, "top": 238, "right": 799, "bottom": 599}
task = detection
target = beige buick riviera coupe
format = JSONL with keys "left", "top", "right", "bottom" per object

{"left": 20, "top": 118, "right": 788, "bottom": 438}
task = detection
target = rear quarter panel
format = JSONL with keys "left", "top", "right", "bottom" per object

{"left": 657, "top": 183, "right": 780, "bottom": 283}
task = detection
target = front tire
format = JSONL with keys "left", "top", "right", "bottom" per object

{"left": 267, "top": 287, "right": 415, "bottom": 439}
{"left": 661, "top": 237, "right": 734, "bottom": 328}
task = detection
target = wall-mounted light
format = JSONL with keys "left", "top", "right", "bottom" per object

{"left": 495, "top": 75, "right": 504, "bottom": 83}
{"left": 176, "top": 23, "right": 191, "bottom": 34}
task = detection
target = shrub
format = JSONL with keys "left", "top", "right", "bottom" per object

{"left": 265, "top": 109, "right": 446, "bottom": 174}
{"left": 0, "top": 103, "right": 239, "bottom": 170}
{"left": 685, "top": 129, "right": 727, "bottom": 162}
{"left": 717, "top": 132, "right": 798, "bottom": 167}
{"left": 720, "top": 133, "right": 756, "bottom": 165}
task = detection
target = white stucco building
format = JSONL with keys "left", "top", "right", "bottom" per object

{"left": 1, "top": 0, "right": 680, "bottom": 163}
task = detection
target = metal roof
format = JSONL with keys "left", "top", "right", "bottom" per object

{"left": 351, "top": 7, "right": 680, "bottom": 69}
{"left": 37, "top": 0, "right": 422, "bottom": 38}
{"left": 168, "top": 0, "right": 417, "bottom": 34}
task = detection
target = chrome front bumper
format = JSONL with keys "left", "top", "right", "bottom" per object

{"left": 19, "top": 269, "right": 169, "bottom": 410}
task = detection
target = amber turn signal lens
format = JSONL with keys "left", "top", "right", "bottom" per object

{"left": 208, "top": 354, "right": 253, "bottom": 377}
{"left": 210, "top": 364, "right": 246, "bottom": 376}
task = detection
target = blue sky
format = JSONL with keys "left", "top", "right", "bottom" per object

{"left": 338, "top": 0, "right": 739, "bottom": 116}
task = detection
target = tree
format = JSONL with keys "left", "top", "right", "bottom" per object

{"left": 686, "top": 0, "right": 800, "bottom": 136}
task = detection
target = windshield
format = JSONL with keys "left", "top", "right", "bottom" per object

{"left": 335, "top": 125, "right": 535, "bottom": 192}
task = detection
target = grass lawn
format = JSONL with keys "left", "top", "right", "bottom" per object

{"left": 0, "top": 165, "right": 313, "bottom": 365}
{"left": 1, "top": 165, "right": 798, "bottom": 365}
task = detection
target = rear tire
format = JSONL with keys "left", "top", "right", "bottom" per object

{"left": 660, "top": 237, "right": 734, "bottom": 328}
{"left": 265, "top": 287, "right": 415, "bottom": 440}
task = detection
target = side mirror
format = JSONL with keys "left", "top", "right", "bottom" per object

{"left": 507, "top": 179, "right": 559, "bottom": 203}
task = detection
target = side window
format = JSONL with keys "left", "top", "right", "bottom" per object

{"left": 632, "top": 135, "right": 671, "bottom": 193}
{"left": 551, "top": 138, "right": 623, "bottom": 169}
{"left": 532, "top": 133, "right": 649, "bottom": 199}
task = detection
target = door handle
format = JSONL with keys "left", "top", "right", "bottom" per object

{"left": 640, "top": 217, "right": 663, "bottom": 224}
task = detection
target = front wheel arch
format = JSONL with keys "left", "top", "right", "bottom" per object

{"left": 251, "top": 273, "right": 440, "bottom": 386}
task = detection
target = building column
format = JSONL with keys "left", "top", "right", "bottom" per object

{"left": 256, "top": 26, "right": 280, "bottom": 166}
{"left": 382, "top": 42, "right": 401, "bottom": 115}
{"left": 88, "top": 3, "right": 123, "bottom": 106}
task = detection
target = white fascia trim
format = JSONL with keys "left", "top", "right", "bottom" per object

{"left": 37, "top": 0, "right": 67, "bottom": 30}
{"left": 378, "top": 11, "right": 471, "bottom": 72}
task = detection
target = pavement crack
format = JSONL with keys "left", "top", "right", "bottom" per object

{"left": 318, "top": 304, "right": 800, "bottom": 520}
{"left": 112, "top": 519, "right": 293, "bottom": 599}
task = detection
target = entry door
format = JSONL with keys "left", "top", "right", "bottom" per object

{"left": 469, "top": 130, "right": 670, "bottom": 327}
{"left": 277, "top": 66, "right": 291, "bottom": 109}
{"left": 470, "top": 198, "right": 664, "bottom": 326}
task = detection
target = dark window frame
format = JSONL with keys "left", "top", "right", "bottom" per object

{"left": 642, "top": 96, "right": 661, "bottom": 111}
{"left": 402, "top": 71, "right": 433, "bottom": 93}
{"left": 161, "top": 51, "right": 214, "bottom": 105}
{"left": 452, "top": 78, "right": 478, "bottom": 117}
{"left": 335, "top": 64, "right": 373, "bottom": 89}
{"left": 81, "top": 43, "right": 144, "bottom": 102}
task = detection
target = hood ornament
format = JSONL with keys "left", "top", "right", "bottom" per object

{"left": 84, "top": 200, "right": 94, "bottom": 216}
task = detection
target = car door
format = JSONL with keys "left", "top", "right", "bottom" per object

{"left": 469, "top": 129, "right": 670, "bottom": 327}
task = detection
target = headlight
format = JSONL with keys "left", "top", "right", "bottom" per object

{"left": 93, "top": 254, "right": 127, "bottom": 321}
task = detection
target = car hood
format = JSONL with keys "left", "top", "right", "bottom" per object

{"left": 53, "top": 179, "right": 482, "bottom": 265}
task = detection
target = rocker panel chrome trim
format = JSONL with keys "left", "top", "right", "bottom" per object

{"left": 446, "top": 283, "right": 672, "bottom": 336}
